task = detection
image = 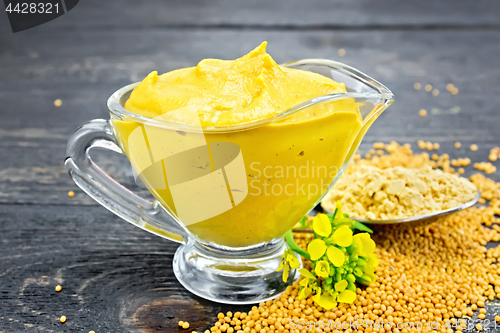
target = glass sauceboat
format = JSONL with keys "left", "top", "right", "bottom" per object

{"left": 65, "top": 59, "right": 394, "bottom": 304}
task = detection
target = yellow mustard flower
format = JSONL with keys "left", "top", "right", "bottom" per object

{"left": 334, "top": 279, "right": 348, "bottom": 292}
{"left": 312, "top": 214, "right": 332, "bottom": 237}
{"left": 333, "top": 201, "right": 352, "bottom": 225}
{"left": 286, "top": 251, "right": 300, "bottom": 269}
{"left": 313, "top": 293, "right": 338, "bottom": 310}
{"left": 298, "top": 268, "right": 317, "bottom": 299}
{"left": 307, "top": 239, "right": 327, "bottom": 260}
{"left": 338, "top": 289, "right": 357, "bottom": 304}
{"left": 277, "top": 249, "right": 300, "bottom": 282}
{"left": 283, "top": 202, "right": 378, "bottom": 308}
{"left": 333, "top": 225, "right": 353, "bottom": 247}
{"left": 326, "top": 245, "right": 345, "bottom": 267}
{"left": 353, "top": 233, "right": 375, "bottom": 254}
{"left": 315, "top": 260, "right": 330, "bottom": 278}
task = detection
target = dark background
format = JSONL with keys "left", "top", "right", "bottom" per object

{"left": 0, "top": 1, "right": 499, "bottom": 332}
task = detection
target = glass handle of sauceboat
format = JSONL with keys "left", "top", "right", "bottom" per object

{"left": 65, "top": 119, "right": 187, "bottom": 244}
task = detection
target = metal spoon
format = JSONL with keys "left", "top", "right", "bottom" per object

{"left": 320, "top": 188, "right": 481, "bottom": 225}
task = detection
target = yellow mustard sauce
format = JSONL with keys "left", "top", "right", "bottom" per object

{"left": 112, "top": 42, "right": 362, "bottom": 247}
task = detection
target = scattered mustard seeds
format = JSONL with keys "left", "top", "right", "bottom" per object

{"left": 419, "top": 109, "right": 427, "bottom": 117}
{"left": 182, "top": 322, "right": 190, "bottom": 329}
{"left": 455, "top": 142, "right": 462, "bottom": 149}
{"left": 54, "top": 99, "right": 62, "bottom": 107}
{"left": 205, "top": 156, "right": 500, "bottom": 333}
{"left": 416, "top": 140, "right": 441, "bottom": 151}
{"left": 447, "top": 83, "right": 460, "bottom": 95}
{"left": 425, "top": 84, "right": 432, "bottom": 92}
{"left": 55, "top": 285, "right": 62, "bottom": 292}
{"left": 201, "top": 142, "right": 500, "bottom": 333}
{"left": 179, "top": 321, "right": 184, "bottom": 327}
{"left": 338, "top": 49, "right": 346, "bottom": 57}
{"left": 474, "top": 162, "right": 497, "bottom": 174}
{"left": 68, "top": 191, "right": 75, "bottom": 198}
{"left": 60, "top": 316, "right": 66, "bottom": 323}
{"left": 461, "top": 158, "right": 471, "bottom": 166}
{"left": 432, "top": 89, "right": 439, "bottom": 96}
{"left": 414, "top": 82, "right": 421, "bottom": 90}
{"left": 470, "top": 144, "right": 479, "bottom": 151}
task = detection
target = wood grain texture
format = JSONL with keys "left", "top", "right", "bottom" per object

{"left": 1, "top": 205, "right": 500, "bottom": 332}
{"left": 1, "top": 0, "right": 500, "bottom": 33}
{"left": 1, "top": 1, "right": 500, "bottom": 332}
{"left": 0, "top": 204, "right": 246, "bottom": 332}
{"left": 0, "top": 29, "right": 499, "bottom": 205}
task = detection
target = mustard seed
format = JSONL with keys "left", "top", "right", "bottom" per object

{"left": 206, "top": 143, "right": 500, "bottom": 333}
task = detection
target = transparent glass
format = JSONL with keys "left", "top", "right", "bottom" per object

{"left": 65, "top": 59, "right": 394, "bottom": 304}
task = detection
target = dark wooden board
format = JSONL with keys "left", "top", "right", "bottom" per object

{"left": 1, "top": 0, "right": 500, "bottom": 33}
{"left": 2, "top": 204, "right": 500, "bottom": 333}
{"left": 0, "top": 29, "right": 499, "bottom": 206}
{"left": 2, "top": 30, "right": 500, "bottom": 138}
{"left": 1, "top": 1, "right": 500, "bottom": 332}
{"left": 0, "top": 204, "right": 250, "bottom": 333}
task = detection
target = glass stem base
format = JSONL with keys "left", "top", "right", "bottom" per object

{"left": 173, "top": 238, "right": 301, "bottom": 304}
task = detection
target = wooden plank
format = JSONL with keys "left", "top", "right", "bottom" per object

{"left": 0, "top": 204, "right": 244, "bottom": 332}
{"left": 0, "top": 140, "right": 152, "bottom": 206}
{"left": 0, "top": 29, "right": 499, "bottom": 205}
{"left": 1, "top": 204, "right": 500, "bottom": 332}
{"left": 1, "top": 0, "right": 500, "bottom": 33}
{"left": 1, "top": 30, "right": 499, "bottom": 134}
{"left": 1, "top": 2, "right": 499, "bottom": 331}
{"left": 0, "top": 141, "right": 498, "bottom": 206}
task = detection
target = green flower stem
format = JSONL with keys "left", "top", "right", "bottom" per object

{"left": 286, "top": 230, "right": 310, "bottom": 260}
{"left": 352, "top": 221, "right": 373, "bottom": 233}
{"left": 335, "top": 222, "right": 354, "bottom": 229}
{"left": 292, "top": 224, "right": 312, "bottom": 231}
